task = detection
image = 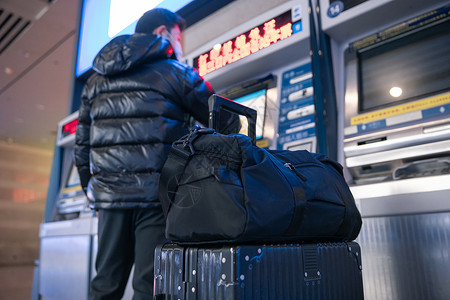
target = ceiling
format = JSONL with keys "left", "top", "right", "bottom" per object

{"left": 0, "top": 0, "right": 78, "bottom": 152}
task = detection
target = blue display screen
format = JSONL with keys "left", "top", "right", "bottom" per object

{"left": 76, "top": 0, "right": 194, "bottom": 77}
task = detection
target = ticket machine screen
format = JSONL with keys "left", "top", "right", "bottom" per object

{"left": 233, "top": 89, "right": 267, "bottom": 140}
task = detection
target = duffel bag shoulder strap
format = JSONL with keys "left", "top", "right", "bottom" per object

{"left": 159, "top": 126, "right": 214, "bottom": 217}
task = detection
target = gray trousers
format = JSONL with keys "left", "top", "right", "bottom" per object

{"left": 90, "top": 207, "right": 167, "bottom": 300}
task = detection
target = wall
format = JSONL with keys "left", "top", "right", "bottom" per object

{"left": 0, "top": 142, "right": 52, "bottom": 299}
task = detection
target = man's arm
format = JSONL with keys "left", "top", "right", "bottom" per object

{"left": 73, "top": 96, "right": 92, "bottom": 194}
{"left": 181, "top": 66, "right": 240, "bottom": 133}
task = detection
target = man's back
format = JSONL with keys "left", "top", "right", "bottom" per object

{"left": 74, "top": 33, "right": 213, "bottom": 210}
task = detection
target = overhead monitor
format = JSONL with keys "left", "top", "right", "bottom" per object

{"left": 76, "top": 0, "right": 194, "bottom": 77}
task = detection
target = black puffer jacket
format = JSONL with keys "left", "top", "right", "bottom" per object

{"left": 74, "top": 33, "right": 214, "bottom": 209}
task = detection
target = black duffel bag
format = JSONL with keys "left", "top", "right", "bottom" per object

{"left": 158, "top": 95, "right": 362, "bottom": 244}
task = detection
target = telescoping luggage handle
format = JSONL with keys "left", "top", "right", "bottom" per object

{"left": 208, "top": 94, "right": 257, "bottom": 144}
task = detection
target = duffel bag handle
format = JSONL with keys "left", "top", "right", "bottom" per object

{"left": 208, "top": 94, "right": 257, "bottom": 144}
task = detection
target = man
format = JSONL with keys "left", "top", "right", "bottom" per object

{"left": 74, "top": 8, "right": 229, "bottom": 299}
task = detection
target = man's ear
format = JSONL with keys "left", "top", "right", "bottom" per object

{"left": 153, "top": 25, "right": 167, "bottom": 36}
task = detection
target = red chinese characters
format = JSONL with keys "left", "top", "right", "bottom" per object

{"left": 197, "top": 18, "right": 293, "bottom": 76}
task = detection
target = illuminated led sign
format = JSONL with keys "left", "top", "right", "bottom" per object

{"left": 62, "top": 118, "right": 79, "bottom": 138}
{"left": 194, "top": 10, "right": 300, "bottom": 76}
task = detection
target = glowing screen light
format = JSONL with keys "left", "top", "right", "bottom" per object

{"left": 108, "top": 0, "right": 164, "bottom": 37}
{"left": 193, "top": 10, "right": 300, "bottom": 76}
{"left": 76, "top": 0, "right": 194, "bottom": 77}
{"left": 234, "top": 90, "right": 267, "bottom": 140}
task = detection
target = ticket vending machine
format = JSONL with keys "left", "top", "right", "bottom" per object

{"left": 38, "top": 112, "right": 134, "bottom": 300}
{"left": 51, "top": 112, "right": 91, "bottom": 219}
{"left": 41, "top": 1, "right": 450, "bottom": 298}
{"left": 38, "top": 112, "right": 97, "bottom": 299}
{"left": 184, "top": 0, "right": 317, "bottom": 152}
{"left": 319, "top": 0, "right": 450, "bottom": 299}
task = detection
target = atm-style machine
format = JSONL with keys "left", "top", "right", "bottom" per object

{"left": 38, "top": 112, "right": 97, "bottom": 299}
{"left": 38, "top": 112, "right": 134, "bottom": 299}
{"left": 185, "top": 0, "right": 317, "bottom": 152}
{"left": 319, "top": 0, "right": 450, "bottom": 299}
{"left": 36, "top": 0, "right": 450, "bottom": 299}
{"left": 51, "top": 112, "right": 90, "bottom": 218}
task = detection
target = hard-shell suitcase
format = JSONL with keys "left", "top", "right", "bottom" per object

{"left": 154, "top": 242, "right": 364, "bottom": 299}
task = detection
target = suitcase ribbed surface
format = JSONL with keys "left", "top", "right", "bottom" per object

{"left": 154, "top": 242, "right": 364, "bottom": 300}
{"left": 235, "top": 243, "right": 363, "bottom": 300}
{"left": 154, "top": 246, "right": 185, "bottom": 299}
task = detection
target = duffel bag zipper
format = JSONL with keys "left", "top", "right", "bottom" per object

{"left": 284, "top": 162, "right": 307, "bottom": 181}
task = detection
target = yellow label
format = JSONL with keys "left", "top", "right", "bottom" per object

{"left": 61, "top": 185, "right": 82, "bottom": 194}
{"left": 256, "top": 139, "right": 269, "bottom": 148}
{"left": 351, "top": 92, "right": 450, "bottom": 126}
